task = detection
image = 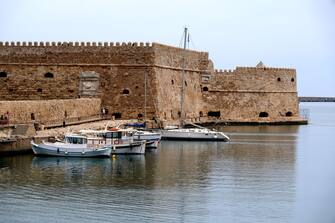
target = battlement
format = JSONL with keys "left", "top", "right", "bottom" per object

{"left": 0, "top": 41, "right": 153, "bottom": 48}
{"left": 214, "top": 66, "right": 295, "bottom": 75}
{"left": 214, "top": 69, "right": 234, "bottom": 74}
{"left": 0, "top": 41, "right": 160, "bottom": 65}
{"left": 235, "top": 66, "right": 295, "bottom": 71}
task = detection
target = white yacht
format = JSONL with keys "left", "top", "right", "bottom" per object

{"left": 31, "top": 134, "right": 111, "bottom": 157}
{"left": 161, "top": 127, "right": 230, "bottom": 141}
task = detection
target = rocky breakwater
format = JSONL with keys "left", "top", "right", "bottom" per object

{"left": 0, "top": 124, "right": 36, "bottom": 155}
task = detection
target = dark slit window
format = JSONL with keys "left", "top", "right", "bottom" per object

{"left": 259, "top": 112, "right": 269, "bottom": 117}
{"left": 286, "top": 111, "right": 293, "bottom": 117}
{"left": 208, "top": 111, "right": 220, "bottom": 117}
{"left": 44, "top": 72, "right": 54, "bottom": 78}
{"left": 0, "top": 71, "right": 7, "bottom": 77}
{"left": 112, "top": 112, "right": 122, "bottom": 119}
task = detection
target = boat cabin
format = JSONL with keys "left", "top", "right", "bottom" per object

{"left": 65, "top": 135, "right": 87, "bottom": 144}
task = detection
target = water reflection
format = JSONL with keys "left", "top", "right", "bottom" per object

{"left": 0, "top": 124, "right": 299, "bottom": 223}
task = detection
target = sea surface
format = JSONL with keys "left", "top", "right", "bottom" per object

{"left": 0, "top": 102, "right": 335, "bottom": 223}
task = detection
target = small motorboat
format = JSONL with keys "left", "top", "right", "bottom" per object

{"left": 133, "top": 130, "right": 161, "bottom": 149}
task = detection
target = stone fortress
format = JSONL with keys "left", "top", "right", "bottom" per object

{"left": 0, "top": 41, "right": 305, "bottom": 128}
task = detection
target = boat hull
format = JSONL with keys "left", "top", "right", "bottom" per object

{"left": 144, "top": 139, "right": 160, "bottom": 149}
{"left": 110, "top": 141, "right": 146, "bottom": 155}
{"left": 134, "top": 131, "right": 161, "bottom": 149}
{"left": 31, "top": 142, "right": 111, "bottom": 157}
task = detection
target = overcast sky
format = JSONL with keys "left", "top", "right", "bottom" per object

{"left": 1, "top": 0, "right": 334, "bottom": 96}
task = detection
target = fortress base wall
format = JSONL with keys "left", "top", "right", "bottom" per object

{"left": 202, "top": 92, "right": 299, "bottom": 121}
{"left": 0, "top": 98, "right": 101, "bottom": 125}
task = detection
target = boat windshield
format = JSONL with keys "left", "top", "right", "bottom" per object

{"left": 66, "top": 136, "right": 87, "bottom": 144}
{"left": 104, "top": 132, "right": 122, "bottom": 139}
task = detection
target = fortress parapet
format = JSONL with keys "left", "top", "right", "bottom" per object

{"left": 0, "top": 41, "right": 154, "bottom": 48}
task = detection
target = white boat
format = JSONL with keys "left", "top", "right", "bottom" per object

{"left": 133, "top": 130, "right": 161, "bottom": 149}
{"left": 31, "top": 134, "right": 111, "bottom": 157}
{"left": 161, "top": 128, "right": 230, "bottom": 141}
{"left": 80, "top": 128, "right": 146, "bottom": 155}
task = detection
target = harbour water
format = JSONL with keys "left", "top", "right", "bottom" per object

{"left": 0, "top": 103, "right": 335, "bottom": 223}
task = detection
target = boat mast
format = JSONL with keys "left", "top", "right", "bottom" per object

{"left": 180, "top": 27, "right": 188, "bottom": 128}
{"left": 144, "top": 70, "right": 147, "bottom": 128}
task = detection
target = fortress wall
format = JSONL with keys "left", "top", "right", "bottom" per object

{"left": 0, "top": 43, "right": 158, "bottom": 120}
{"left": 0, "top": 42, "right": 303, "bottom": 124}
{"left": 209, "top": 67, "right": 297, "bottom": 92}
{"left": 152, "top": 43, "right": 210, "bottom": 122}
{"left": 152, "top": 43, "right": 209, "bottom": 71}
{"left": 0, "top": 65, "right": 81, "bottom": 100}
{"left": 202, "top": 92, "right": 299, "bottom": 121}
{"left": 100, "top": 66, "right": 157, "bottom": 120}
{"left": 0, "top": 98, "right": 101, "bottom": 124}
{"left": 154, "top": 67, "right": 204, "bottom": 122}
{"left": 0, "top": 64, "right": 157, "bottom": 119}
{"left": 202, "top": 66, "right": 299, "bottom": 121}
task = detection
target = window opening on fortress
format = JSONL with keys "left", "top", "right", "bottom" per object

{"left": 201, "top": 75, "right": 210, "bottom": 82}
{"left": 199, "top": 111, "right": 203, "bottom": 117}
{"left": 291, "top": 78, "right": 295, "bottom": 82}
{"left": 137, "top": 114, "right": 143, "bottom": 119}
{"left": 277, "top": 77, "right": 281, "bottom": 82}
{"left": 37, "top": 88, "right": 42, "bottom": 92}
{"left": 285, "top": 111, "right": 293, "bottom": 117}
{"left": 0, "top": 71, "right": 8, "bottom": 77}
{"left": 112, "top": 112, "right": 122, "bottom": 119}
{"left": 184, "top": 81, "right": 187, "bottom": 86}
{"left": 208, "top": 111, "right": 220, "bottom": 118}
{"left": 31, "top": 113, "right": 35, "bottom": 120}
{"left": 68, "top": 89, "right": 74, "bottom": 93}
{"left": 44, "top": 72, "right": 54, "bottom": 78}
{"left": 178, "top": 111, "right": 181, "bottom": 118}
{"left": 171, "top": 80, "right": 174, "bottom": 85}
{"left": 135, "top": 86, "right": 139, "bottom": 89}
{"left": 122, "top": 89, "right": 130, "bottom": 95}
{"left": 259, "top": 112, "right": 269, "bottom": 117}
{"left": 202, "top": 86, "right": 208, "bottom": 92}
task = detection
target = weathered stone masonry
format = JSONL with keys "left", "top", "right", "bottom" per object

{"left": 0, "top": 41, "right": 304, "bottom": 126}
